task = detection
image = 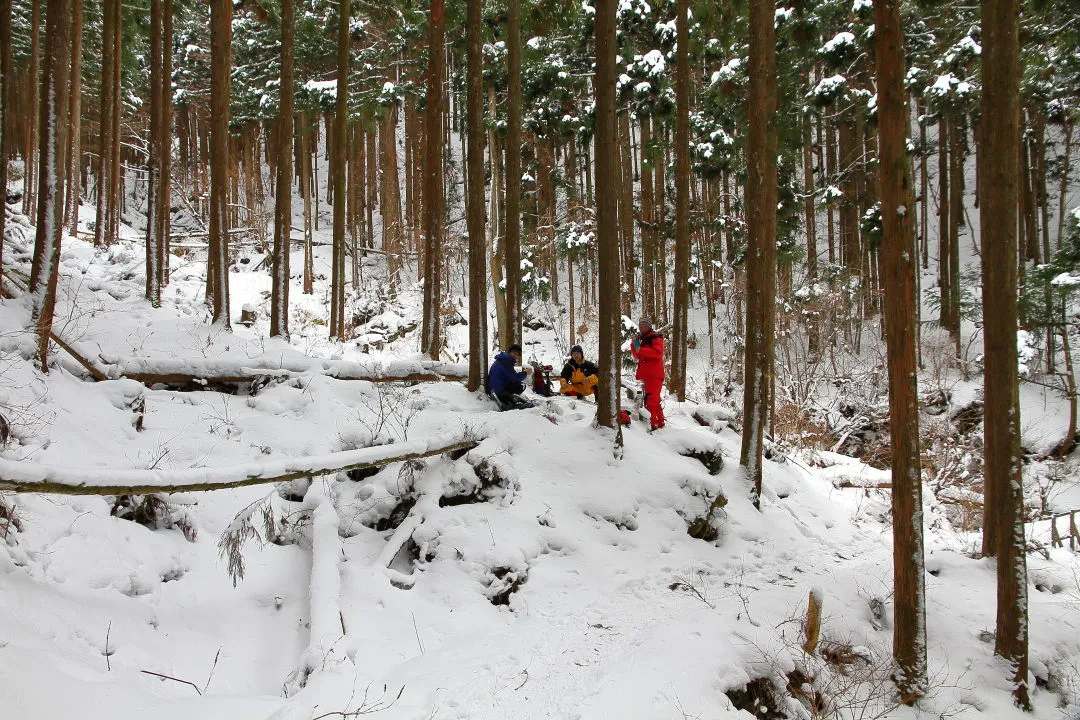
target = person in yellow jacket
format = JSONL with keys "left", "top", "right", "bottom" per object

{"left": 559, "top": 345, "right": 599, "bottom": 398}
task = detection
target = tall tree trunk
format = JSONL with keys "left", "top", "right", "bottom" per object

{"left": 488, "top": 87, "right": 507, "bottom": 346}
{"left": 29, "top": 0, "right": 71, "bottom": 371}
{"left": 669, "top": 0, "right": 690, "bottom": 401}
{"left": 874, "top": 0, "right": 927, "bottom": 700}
{"left": 465, "top": 0, "right": 488, "bottom": 390}
{"left": 329, "top": 0, "right": 349, "bottom": 339}
{"left": 618, "top": 112, "right": 634, "bottom": 316}
{"left": 420, "top": 0, "right": 445, "bottom": 359}
{"left": 208, "top": 0, "right": 232, "bottom": 327}
{"left": 146, "top": 0, "right": 163, "bottom": 306}
{"left": 640, "top": 116, "right": 656, "bottom": 322}
{"left": 803, "top": 110, "right": 819, "bottom": 355}
{"left": 504, "top": 0, "right": 523, "bottom": 348}
{"left": 595, "top": 0, "right": 620, "bottom": 429}
{"left": 979, "top": 0, "right": 1030, "bottom": 708}
{"left": 1057, "top": 121, "right": 1072, "bottom": 251}
{"left": 300, "top": 113, "right": 314, "bottom": 294}
{"left": 0, "top": 0, "right": 12, "bottom": 284}
{"left": 64, "top": 0, "right": 83, "bottom": 237}
{"left": 938, "top": 117, "right": 951, "bottom": 331}
{"left": 919, "top": 106, "right": 929, "bottom": 269}
{"left": 160, "top": 0, "right": 173, "bottom": 288}
{"left": 949, "top": 114, "right": 964, "bottom": 350}
{"left": 107, "top": 0, "right": 121, "bottom": 246}
{"left": 740, "top": 0, "right": 777, "bottom": 508}
{"left": 271, "top": 0, "right": 294, "bottom": 337}
{"left": 94, "top": 0, "right": 116, "bottom": 248}
{"left": 24, "top": 0, "right": 40, "bottom": 218}
{"left": 379, "top": 104, "right": 403, "bottom": 287}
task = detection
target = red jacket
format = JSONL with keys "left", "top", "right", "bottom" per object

{"left": 631, "top": 330, "right": 665, "bottom": 382}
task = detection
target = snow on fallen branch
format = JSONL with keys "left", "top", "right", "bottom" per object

{"left": 0, "top": 432, "right": 481, "bottom": 495}
{"left": 98, "top": 351, "right": 468, "bottom": 385}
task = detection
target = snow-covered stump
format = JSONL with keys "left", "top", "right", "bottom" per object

{"left": 286, "top": 478, "right": 352, "bottom": 694}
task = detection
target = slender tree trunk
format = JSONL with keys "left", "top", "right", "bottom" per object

{"left": 379, "top": 104, "right": 403, "bottom": 287}
{"left": 980, "top": 0, "right": 1030, "bottom": 707}
{"left": 595, "top": 0, "right": 620, "bottom": 429}
{"left": 618, "top": 112, "right": 634, "bottom": 316}
{"left": 160, "top": 0, "right": 173, "bottom": 287}
{"left": 875, "top": 0, "right": 927, "bottom": 700}
{"left": 94, "top": 0, "right": 116, "bottom": 248}
{"left": 107, "top": 0, "right": 121, "bottom": 246}
{"left": 919, "top": 107, "right": 929, "bottom": 269}
{"left": 740, "top": 0, "right": 777, "bottom": 508}
{"left": 300, "top": 114, "right": 314, "bottom": 294}
{"left": 329, "top": 0, "right": 349, "bottom": 339}
{"left": 420, "top": 0, "right": 446, "bottom": 358}
{"left": 938, "top": 117, "right": 951, "bottom": 331}
{"left": 29, "top": 0, "right": 72, "bottom": 371}
{"left": 466, "top": 0, "right": 488, "bottom": 390}
{"left": 208, "top": 0, "right": 232, "bottom": 326}
{"left": 24, "top": 0, "right": 40, "bottom": 218}
{"left": 803, "top": 110, "right": 818, "bottom": 355}
{"left": 64, "top": 0, "right": 83, "bottom": 237}
{"left": 949, "top": 115, "right": 964, "bottom": 349}
{"left": 1056, "top": 121, "right": 1072, "bottom": 251}
{"left": 640, "top": 116, "right": 655, "bottom": 322}
{"left": 271, "top": 0, "right": 294, "bottom": 337}
{"left": 504, "top": 0, "right": 523, "bottom": 348}
{"left": 146, "top": 0, "right": 163, "bottom": 306}
{"left": 669, "top": 0, "right": 690, "bottom": 401}
{"left": 0, "top": 0, "right": 12, "bottom": 283}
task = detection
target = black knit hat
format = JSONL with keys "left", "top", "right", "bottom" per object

{"left": 570, "top": 345, "right": 584, "bottom": 357}
{"left": 508, "top": 344, "right": 523, "bottom": 354}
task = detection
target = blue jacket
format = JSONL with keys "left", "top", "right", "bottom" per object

{"left": 488, "top": 352, "right": 527, "bottom": 395}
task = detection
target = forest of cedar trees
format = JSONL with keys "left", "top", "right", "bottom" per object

{"left": 2, "top": 0, "right": 1080, "bottom": 712}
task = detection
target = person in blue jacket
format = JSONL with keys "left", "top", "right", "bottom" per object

{"left": 487, "top": 344, "right": 534, "bottom": 410}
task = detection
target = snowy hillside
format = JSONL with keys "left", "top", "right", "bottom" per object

{"left": 2, "top": 208, "right": 1080, "bottom": 720}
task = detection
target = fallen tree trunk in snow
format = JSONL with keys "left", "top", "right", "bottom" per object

{"left": 56, "top": 338, "right": 468, "bottom": 386}
{"left": 0, "top": 434, "right": 480, "bottom": 495}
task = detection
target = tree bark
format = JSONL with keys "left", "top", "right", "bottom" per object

{"left": 29, "top": 0, "right": 72, "bottom": 372}
{"left": 504, "top": 0, "right": 523, "bottom": 348}
{"left": 420, "top": 0, "right": 446, "bottom": 359}
{"left": 874, "top": 0, "right": 927, "bottom": 700}
{"left": 739, "top": 0, "right": 778, "bottom": 507}
{"left": 0, "top": 0, "right": 11, "bottom": 285}
{"left": 146, "top": 0, "right": 163, "bottom": 306}
{"left": 64, "top": 0, "right": 83, "bottom": 238}
{"left": 669, "top": 0, "right": 690, "bottom": 401}
{"left": 466, "top": 0, "right": 488, "bottom": 391}
{"left": 208, "top": 0, "right": 232, "bottom": 327}
{"left": 594, "top": 0, "right": 620, "bottom": 428}
{"left": 329, "top": 0, "right": 349, "bottom": 340}
{"left": 271, "top": 0, "right": 295, "bottom": 337}
{"left": 979, "top": 0, "right": 1030, "bottom": 707}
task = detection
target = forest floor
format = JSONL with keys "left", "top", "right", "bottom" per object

{"left": 3, "top": 197, "right": 1080, "bottom": 720}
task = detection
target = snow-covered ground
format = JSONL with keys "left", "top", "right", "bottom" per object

{"left": 1, "top": 207, "right": 1080, "bottom": 720}
{"left": 4, "top": 112, "right": 1080, "bottom": 720}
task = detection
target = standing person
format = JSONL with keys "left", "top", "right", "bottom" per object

{"left": 631, "top": 318, "right": 665, "bottom": 430}
{"left": 560, "top": 345, "right": 600, "bottom": 398}
{"left": 487, "top": 343, "right": 534, "bottom": 410}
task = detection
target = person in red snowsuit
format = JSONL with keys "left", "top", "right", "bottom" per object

{"left": 630, "top": 318, "right": 665, "bottom": 430}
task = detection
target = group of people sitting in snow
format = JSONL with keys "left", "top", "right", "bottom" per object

{"left": 485, "top": 317, "right": 666, "bottom": 431}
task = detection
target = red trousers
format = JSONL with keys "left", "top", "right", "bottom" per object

{"left": 642, "top": 377, "right": 665, "bottom": 430}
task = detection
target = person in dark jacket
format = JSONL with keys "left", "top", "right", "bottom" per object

{"left": 559, "top": 345, "right": 599, "bottom": 398}
{"left": 487, "top": 344, "right": 534, "bottom": 410}
{"left": 630, "top": 318, "right": 665, "bottom": 430}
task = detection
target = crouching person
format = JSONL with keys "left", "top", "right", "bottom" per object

{"left": 487, "top": 344, "right": 535, "bottom": 410}
{"left": 560, "top": 345, "right": 599, "bottom": 398}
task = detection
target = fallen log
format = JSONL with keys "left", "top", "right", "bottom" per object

{"left": 0, "top": 434, "right": 480, "bottom": 495}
